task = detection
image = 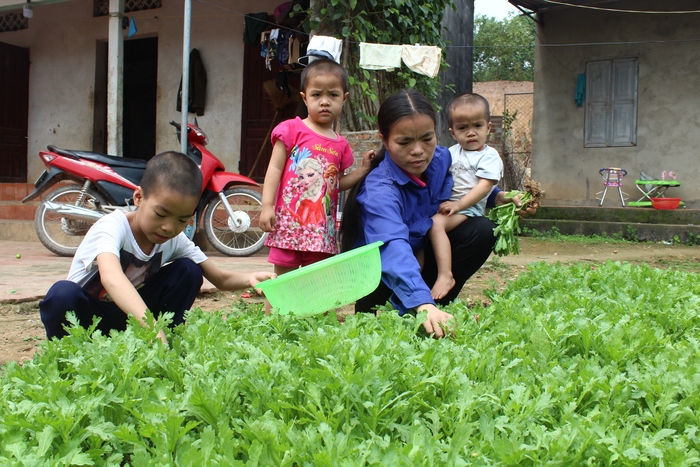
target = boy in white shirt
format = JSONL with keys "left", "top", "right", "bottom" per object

{"left": 429, "top": 93, "right": 503, "bottom": 299}
{"left": 40, "top": 151, "right": 274, "bottom": 344}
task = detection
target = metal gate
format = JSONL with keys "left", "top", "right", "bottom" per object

{"left": 501, "top": 92, "right": 533, "bottom": 191}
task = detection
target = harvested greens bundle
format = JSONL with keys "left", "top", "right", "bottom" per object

{"left": 488, "top": 180, "right": 544, "bottom": 256}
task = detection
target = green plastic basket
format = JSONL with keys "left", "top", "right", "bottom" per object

{"left": 256, "top": 241, "right": 383, "bottom": 316}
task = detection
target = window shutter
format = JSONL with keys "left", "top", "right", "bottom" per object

{"left": 585, "top": 60, "right": 611, "bottom": 147}
{"left": 611, "top": 58, "right": 638, "bottom": 146}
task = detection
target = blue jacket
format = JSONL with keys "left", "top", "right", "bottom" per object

{"left": 356, "top": 146, "right": 453, "bottom": 313}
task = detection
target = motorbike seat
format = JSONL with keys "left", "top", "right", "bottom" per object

{"left": 47, "top": 145, "right": 148, "bottom": 169}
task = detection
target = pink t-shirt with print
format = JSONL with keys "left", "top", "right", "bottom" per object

{"left": 265, "top": 117, "right": 354, "bottom": 254}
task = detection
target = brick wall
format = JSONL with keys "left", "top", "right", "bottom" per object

{"left": 0, "top": 183, "right": 38, "bottom": 220}
{"left": 343, "top": 130, "right": 382, "bottom": 171}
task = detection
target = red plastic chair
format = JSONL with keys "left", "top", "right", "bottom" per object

{"left": 596, "top": 167, "right": 628, "bottom": 207}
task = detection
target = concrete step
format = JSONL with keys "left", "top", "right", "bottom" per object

{"left": 522, "top": 205, "right": 700, "bottom": 243}
{"left": 532, "top": 206, "right": 700, "bottom": 225}
{"left": 521, "top": 218, "right": 700, "bottom": 243}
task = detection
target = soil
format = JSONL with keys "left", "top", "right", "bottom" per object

{"left": 2, "top": 237, "right": 699, "bottom": 367}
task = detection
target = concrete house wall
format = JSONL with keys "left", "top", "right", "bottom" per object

{"left": 530, "top": 1, "right": 700, "bottom": 206}
{"left": 0, "top": 0, "right": 281, "bottom": 182}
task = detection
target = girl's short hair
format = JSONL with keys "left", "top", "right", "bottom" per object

{"left": 300, "top": 59, "right": 349, "bottom": 93}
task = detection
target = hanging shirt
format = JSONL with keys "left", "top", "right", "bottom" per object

{"left": 265, "top": 117, "right": 355, "bottom": 254}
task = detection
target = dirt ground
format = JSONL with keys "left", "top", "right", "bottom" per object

{"left": 2, "top": 237, "right": 699, "bottom": 367}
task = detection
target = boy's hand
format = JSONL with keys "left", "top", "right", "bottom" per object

{"left": 438, "top": 200, "right": 461, "bottom": 216}
{"left": 250, "top": 271, "right": 276, "bottom": 293}
{"left": 156, "top": 329, "right": 168, "bottom": 345}
{"left": 260, "top": 206, "right": 276, "bottom": 232}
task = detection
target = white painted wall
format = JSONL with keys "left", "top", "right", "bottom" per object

{"left": 0, "top": 0, "right": 282, "bottom": 181}
{"left": 531, "top": 1, "right": 700, "bottom": 207}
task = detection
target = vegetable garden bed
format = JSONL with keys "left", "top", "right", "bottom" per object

{"left": 1, "top": 261, "right": 699, "bottom": 465}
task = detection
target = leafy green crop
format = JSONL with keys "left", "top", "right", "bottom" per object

{"left": 2, "top": 261, "right": 700, "bottom": 465}
{"left": 489, "top": 190, "right": 535, "bottom": 256}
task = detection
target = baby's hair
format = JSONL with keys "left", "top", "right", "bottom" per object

{"left": 300, "top": 58, "right": 349, "bottom": 93}
{"left": 446, "top": 93, "right": 491, "bottom": 126}
{"left": 139, "top": 151, "right": 202, "bottom": 199}
{"left": 341, "top": 89, "right": 436, "bottom": 252}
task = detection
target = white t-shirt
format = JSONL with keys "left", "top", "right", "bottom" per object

{"left": 67, "top": 210, "right": 208, "bottom": 301}
{"left": 448, "top": 144, "right": 503, "bottom": 217}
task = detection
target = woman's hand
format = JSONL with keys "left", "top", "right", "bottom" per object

{"left": 416, "top": 303, "right": 455, "bottom": 338}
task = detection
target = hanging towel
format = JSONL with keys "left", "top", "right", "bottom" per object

{"left": 244, "top": 12, "right": 268, "bottom": 45}
{"left": 359, "top": 43, "right": 403, "bottom": 71}
{"left": 575, "top": 73, "right": 586, "bottom": 107}
{"left": 401, "top": 45, "right": 442, "bottom": 78}
{"left": 303, "top": 35, "right": 343, "bottom": 64}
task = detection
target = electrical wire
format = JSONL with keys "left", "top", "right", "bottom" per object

{"left": 131, "top": 0, "right": 700, "bottom": 50}
{"left": 538, "top": 0, "right": 700, "bottom": 14}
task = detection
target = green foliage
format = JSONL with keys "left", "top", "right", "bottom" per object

{"left": 474, "top": 14, "right": 535, "bottom": 82}
{"left": 4, "top": 263, "right": 700, "bottom": 464}
{"left": 298, "top": 0, "right": 452, "bottom": 130}
{"left": 687, "top": 232, "right": 700, "bottom": 246}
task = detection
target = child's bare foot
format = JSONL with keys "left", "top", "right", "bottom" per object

{"left": 431, "top": 274, "right": 455, "bottom": 300}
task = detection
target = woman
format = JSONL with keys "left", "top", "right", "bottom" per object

{"left": 342, "top": 89, "right": 524, "bottom": 338}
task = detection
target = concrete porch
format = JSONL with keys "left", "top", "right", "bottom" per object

{"left": 522, "top": 205, "right": 700, "bottom": 244}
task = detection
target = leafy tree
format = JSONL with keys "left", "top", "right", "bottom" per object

{"left": 473, "top": 14, "right": 535, "bottom": 82}
{"left": 295, "top": 0, "right": 453, "bottom": 131}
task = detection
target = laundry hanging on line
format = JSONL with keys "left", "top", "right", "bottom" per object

{"left": 359, "top": 42, "right": 442, "bottom": 78}
{"left": 304, "top": 35, "right": 343, "bottom": 64}
{"left": 359, "top": 43, "right": 402, "bottom": 71}
{"left": 260, "top": 29, "right": 307, "bottom": 70}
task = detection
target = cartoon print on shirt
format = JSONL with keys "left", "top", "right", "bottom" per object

{"left": 288, "top": 145, "right": 313, "bottom": 173}
{"left": 273, "top": 145, "right": 342, "bottom": 251}
{"left": 323, "top": 163, "right": 340, "bottom": 240}
{"left": 291, "top": 157, "right": 326, "bottom": 227}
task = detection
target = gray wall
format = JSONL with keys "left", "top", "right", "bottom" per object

{"left": 531, "top": 1, "right": 700, "bottom": 207}
{"left": 0, "top": 0, "right": 281, "bottom": 181}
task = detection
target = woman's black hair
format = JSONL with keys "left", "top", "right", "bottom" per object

{"left": 340, "top": 89, "right": 436, "bottom": 251}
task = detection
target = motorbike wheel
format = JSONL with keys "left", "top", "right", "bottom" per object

{"left": 203, "top": 188, "right": 267, "bottom": 257}
{"left": 34, "top": 184, "right": 105, "bottom": 257}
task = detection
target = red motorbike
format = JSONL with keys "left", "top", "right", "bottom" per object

{"left": 23, "top": 120, "right": 267, "bottom": 257}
